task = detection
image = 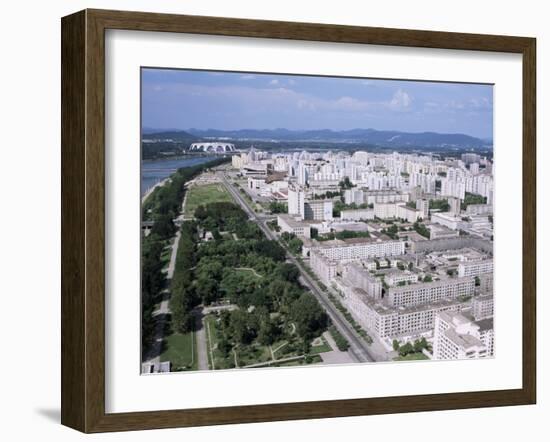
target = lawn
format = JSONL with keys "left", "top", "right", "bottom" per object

{"left": 394, "top": 352, "right": 429, "bottom": 361}
{"left": 185, "top": 183, "right": 232, "bottom": 217}
{"left": 309, "top": 336, "right": 332, "bottom": 355}
{"left": 236, "top": 344, "right": 272, "bottom": 367}
{"left": 160, "top": 331, "right": 197, "bottom": 371}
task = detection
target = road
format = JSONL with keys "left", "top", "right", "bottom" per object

{"left": 220, "top": 173, "right": 376, "bottom": 363}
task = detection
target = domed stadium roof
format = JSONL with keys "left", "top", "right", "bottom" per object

{"left": 189, "top": 142, "right": 236, "bottom": 153}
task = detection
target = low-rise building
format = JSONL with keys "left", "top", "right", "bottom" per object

{"left": 473, "top": 294, "right": 494, "bottom": 320}
{"left": 478, "top": 273, "right": 494, "bottom": 295}
{"left": 431, "top": 212, "right": 465, "bottom": 230}
{"left": 466, "top": 204, "right": 493, "bottom": 216}
{"left": 385, "top": 269, "right": 418, "bottom": 287}
{"left": 341, "top": 290, "right": 466, "bottom": 339}
{"left": 342, "top": 262, "right": 383, "bottom": 300}
{"left": 433, "top": 311, "right": 493, "bottom": 360}
{"left": 428, "top": 224, "right": 460, "bottom": 240}
{"left": 340, "top": 209, "right": 375, "bottom": 221}
{"left": 313, "top": 237, "right": 406, "bottom": 262}
{"left": 277, "top": 214, "right": 311, "bottom": 239}
{"left": 458, "top": 259, "right": 493, "bottom": 278}
{"left": 386, "top": 276, "right": 475, "bottom": 307}
{"left": 309, "top": 249, "right": 338, "bottom": 285}
{"left": 247, "top": 177, "right": 265, "bottom": 190}
{"left": 374, "top": 202, "right": 397, "bottom": 219}
{"left": 397, "top": 204, "right": 422, "bottom": 223}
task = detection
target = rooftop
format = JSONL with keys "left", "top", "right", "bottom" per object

{"left": 444, "top": 328, "right": 484, "bottom": 349}
{"left": 476, "top": 317, "right": 494, "bottom": 332}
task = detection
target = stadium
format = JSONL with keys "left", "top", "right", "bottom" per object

{"left": 189, "top": 142, "right": 236, "bottom": 153}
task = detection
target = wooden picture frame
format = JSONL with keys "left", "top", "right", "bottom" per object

{"left": 61, "top": 8, "right": 536, "bottom": 433}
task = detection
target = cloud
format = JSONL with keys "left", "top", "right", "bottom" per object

{"left": 468, "top": 97, "right": 492, "bottom": 110}
{"left": 297, "top": 99, "right": 317, "bottom": 111}
{"left": 288, "top": 79, "right": 297, "bottom": 86}
{"left": 269, "top": 79, "right": 279, "bottom": 85}
{"left": 388, "top": 89, "right": 412, "bottom": 110}
{"left": 331, "top": 96, "right": 372, "bottom": 111}
{"left": 240, "top": 74, "right": 256, "bottom": 80}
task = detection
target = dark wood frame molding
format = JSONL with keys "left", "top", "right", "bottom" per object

{"left": 61, "top": 9, "right": 536, "bottom": 433}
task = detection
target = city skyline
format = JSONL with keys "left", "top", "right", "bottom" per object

{"left": 141, "top": 68, "right": 494, "bottom": 139}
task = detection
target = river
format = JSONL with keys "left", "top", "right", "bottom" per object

{"left": 141, "top": 156, "right": 225, "bottom": 196}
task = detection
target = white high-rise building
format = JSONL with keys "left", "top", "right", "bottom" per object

{"left": 297, "top": 163, "right": 309, "bottom": 185}
{"left": 441, "top": 178, "right": 466, "bottom": 200}
{"left": 447, "top": 197, "right": 461, "bottom": 215}
{"left": 287, "top": 186, "right": 304, "bottom": 217}
{"left": 303, "top": 200, "right": 333, "bottom": 221}
{"left": 416, "top": 199, "right": 429, "bottom": 219}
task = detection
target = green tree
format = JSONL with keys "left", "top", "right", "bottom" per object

{"left": 414, "top": 337, "right": 428, "bottom": 353}
{"left": 170, "top": 289, "right": 196, "bottom": 333}
{"left": 399, "top": 342, "right": 414, "bottom": 357}
{"left": 258, "top": 319, "right": 280, "bottom": 346}
{"left": 288, "top": 237, "right": 303, "bottom": 255}
{"left": 229, "top": 310, "right": 257, "bottom": 344}
{"left": 276, "top": 263, "right": 300, "bottom": 283}
{"left": 151, "top": 213, "right": 176, "bottom": 239}
{"left": 338, "top": 177, "right": 354, "bottom": 189}
{"left": 291, "top": 293, "right": 328, "bottom": 339}
{"left": 195, "top": 276, "right": 219, "bottom": 304}
{"left": 268, "top": 201, "right": 287, "bottom": 214}
{"left": 218, "top": 336, "right": 232, "bottom": 357}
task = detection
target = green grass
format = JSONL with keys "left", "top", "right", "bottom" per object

{"left": 185, "top": 183, "right": 232, "bottom": 217}
{"left": 309, "top": 337, "right": 332, "bottom": 355}
{"left": 394, "top": 352, "right": 429, "bottom": 361}
{"left": 160, "top": 331, "right": 197, "bottom": 371}
{"left": 236, "top": 344, "right": 272, "bottom": 367}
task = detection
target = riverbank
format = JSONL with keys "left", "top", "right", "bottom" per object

{"left": 141, "top": 155, "right": 229, "bottom": 197}
{"left": 142, "top": 177, "right": 169, "bottom": 204}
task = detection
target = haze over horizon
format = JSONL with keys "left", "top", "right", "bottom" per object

{"left": 142, "top": 68, "right": 493, "bottom": 139}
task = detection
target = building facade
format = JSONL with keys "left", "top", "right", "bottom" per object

{"left": 386, "top": 277, "right": 475, "bottom": 307}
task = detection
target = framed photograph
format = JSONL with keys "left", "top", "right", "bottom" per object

{"left": 61, "top": 9, "right": 536, "bottom": 433}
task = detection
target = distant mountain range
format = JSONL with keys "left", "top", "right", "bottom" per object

{"left": 142, "top": 128, "right": 492, "bottom": 149}
{"left": 142, "top": 129, "right": 198, "bottom": 141}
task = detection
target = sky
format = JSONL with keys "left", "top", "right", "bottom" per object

{"left": 141, "top": 68, "right": 493, "bottom": 139}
